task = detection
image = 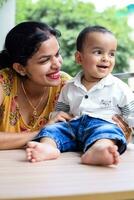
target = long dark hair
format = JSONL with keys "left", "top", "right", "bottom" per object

{"left": 0, "top": 21, "right": 61, "bottom": 69}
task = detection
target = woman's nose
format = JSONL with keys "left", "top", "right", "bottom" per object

{"left": 51, "top": 55, "right": 63, "bottom": 68}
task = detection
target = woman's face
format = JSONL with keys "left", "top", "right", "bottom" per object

{"left": 23, "top": 35, "right": 63, "bottom": 87}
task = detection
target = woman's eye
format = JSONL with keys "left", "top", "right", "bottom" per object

{"left": 38, "top": 58, "right": 50, "bottom": 64}
{"left": 55, "top": 51, "right": 60, "bottom": 57}
{"left": 55, "top": 53, "right": 59, "bottom": 57}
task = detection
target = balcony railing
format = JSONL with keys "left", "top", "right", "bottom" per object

{"left": 114, "top": 72, "right": 134, "bottom": 92}
{"left": 114, "top": 72, "right": 134, "bottom": 79}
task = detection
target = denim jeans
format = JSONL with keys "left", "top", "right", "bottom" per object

{"left": 35, "top": 115, "right": 127, "bottom": 154}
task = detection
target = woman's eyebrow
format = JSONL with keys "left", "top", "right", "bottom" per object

{"left": 38, "top": 49, "right": 60, "bottom": 60}
{"left": 38, "top": 55, "right": 51, "bottom": 60}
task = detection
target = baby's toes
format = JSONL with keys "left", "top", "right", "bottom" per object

{"left": 30, "top": 157, "right": 37, "bottom": 163}
{"left": 113, "top": 151, "right": 120, "bottom": 165}
{"left": 26, "top": 149, "right": 32, "bottom": 160}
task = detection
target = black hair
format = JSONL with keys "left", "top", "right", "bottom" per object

{"left": 0, "top": 21, "right": 61, "bottom": 69}
{"left": 76, "top": 25, "right": 114, "bottom": 52}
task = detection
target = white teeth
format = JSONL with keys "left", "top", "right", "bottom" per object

{"left": 49, "top": 72, "right": 60, "bottom": 79}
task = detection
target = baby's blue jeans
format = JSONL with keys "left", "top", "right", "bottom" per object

{"left": 35, "top": 115, "right": 127, "bottom": 154}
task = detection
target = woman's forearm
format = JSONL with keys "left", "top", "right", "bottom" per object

{"left": 0, "top": 132, "right": 38, "bottom": 150}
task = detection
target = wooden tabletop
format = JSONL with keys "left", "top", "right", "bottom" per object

{"left": 1, "top": 144, "right": 134, "bottom": 200}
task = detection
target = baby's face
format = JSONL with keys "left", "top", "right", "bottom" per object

{"left": 77, "top": 32, "right": 117, "bottom": 82}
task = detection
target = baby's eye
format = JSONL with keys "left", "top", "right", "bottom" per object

{"left": 109, "top": 52, "right": 116, "bottom": 57}
{"left": 93, "top": 50, "right": 102, "bottom": 55}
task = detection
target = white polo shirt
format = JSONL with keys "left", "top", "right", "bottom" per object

{"left": 56, "top": 71, "right": 134, "bottom": 127}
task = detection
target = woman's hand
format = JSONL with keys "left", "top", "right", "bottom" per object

{"left": 112, "top": 114, "right": 133, "bottom": 142}
{"left": 47, "top": 111, "right": 74, "bottom": 125}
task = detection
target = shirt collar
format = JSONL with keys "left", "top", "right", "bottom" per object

{"left": 70, "top": 71, "right": 115, "bottom": 89}
{"left": 69, "top": 71, "right": 83, "bottom": 87}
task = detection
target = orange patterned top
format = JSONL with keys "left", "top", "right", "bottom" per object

{"left": 0, "top": 68, "right": 71, "bottom": 133}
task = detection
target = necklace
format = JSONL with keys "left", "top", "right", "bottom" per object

{"left": 21, "top": 81, "right": 45, "bottom": 119}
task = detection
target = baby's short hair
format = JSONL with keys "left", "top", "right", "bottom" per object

{"left": 76, "top": 25, "right": 114, "bottom": 51}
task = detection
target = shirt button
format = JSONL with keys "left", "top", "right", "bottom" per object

{"left": 85, "top": 95, "right": 88, "bottom": 99}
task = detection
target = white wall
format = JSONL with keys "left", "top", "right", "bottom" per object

{"left": 0, "top": 0, "right": 16, "bottom": 51}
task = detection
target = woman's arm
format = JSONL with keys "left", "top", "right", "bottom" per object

{"left": 112, "top": 115, "right": 133, "bottom": 142}
{"left": 0, "top": 112, "right": 72, "bottom": 150}
{"left": 47, "top": 111, "right": 73, "bottom": 125}
{"left": 0, "top": 131, "right": 39, "bottom": 150}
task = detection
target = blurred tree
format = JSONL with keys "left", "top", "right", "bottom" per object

{"left": 0, "top": 0, "right": 7, "bottom": 7}
{"left": 16, "top": 0, "right": 134, "bottom": 76}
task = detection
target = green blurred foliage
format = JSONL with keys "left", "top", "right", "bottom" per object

{"left": 16, "top": 0, "right": 134, "bottom": 76}
{"left": 0, "top": 0, "right": 7, "bottom": 7}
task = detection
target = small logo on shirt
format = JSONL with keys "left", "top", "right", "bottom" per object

{"left": 100, "top": 99, "right": 111, "bottom": 108}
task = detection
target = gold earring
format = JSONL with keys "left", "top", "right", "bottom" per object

{"left": 20, "top": 72, "right": 25, "bottom": 76}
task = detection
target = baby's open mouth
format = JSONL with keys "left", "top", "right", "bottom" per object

{"left": 97, "top": 65, "right": 108, "bottom": 69}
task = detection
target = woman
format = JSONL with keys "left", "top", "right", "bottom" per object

{"left": 0, "top": 21, "right": 131, "bottom": 150}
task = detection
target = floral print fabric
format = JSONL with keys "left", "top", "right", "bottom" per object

{"left": 0, "top": 68, "right": 71, "bottom": 133}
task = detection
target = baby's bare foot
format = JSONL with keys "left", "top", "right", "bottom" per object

{"left": 26, "top": 141, "right": 60, "bottom": 162}
{"left": 108, "top": 145, "right": 120, "bottom": 165}
{"left": 81, "top": 139, "right": 120, "bottom": 166}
